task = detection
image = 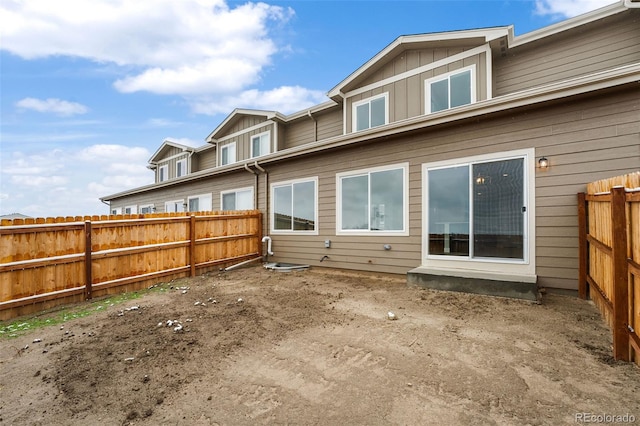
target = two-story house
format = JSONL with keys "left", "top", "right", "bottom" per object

{"left": 102, "top": 1, "right": 640, "bottom": 299}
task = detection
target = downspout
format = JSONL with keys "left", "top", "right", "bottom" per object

{"left": 307, "top": 110, "right": 317, "bottom": 141}
{"left": 254, "top": 161, "right": 268, "bottom": 238}
{"left": 244, "top": 163, "right": 260, "bottom": 209}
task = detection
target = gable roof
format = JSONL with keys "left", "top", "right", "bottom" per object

{"left": 328, "top": 26, "right": 512, "bottom": 100}
{"left": 149, "top": 138, "right": 199, "bottom": 163}
{"left": 206, "top": 109, "right": 287, "bottom": 142}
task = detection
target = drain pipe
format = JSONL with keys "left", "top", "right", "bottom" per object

{"left": 244, "top": 163, "right": 259, "bottom": 209}
{"left": 254, "top": 161, "right": 269, "bottom": 237}
{"left": 262, "top": 236, "right": 274, "bottom": 256}
{"left": 307, "top": 110, "right": 317, "bottom": 141}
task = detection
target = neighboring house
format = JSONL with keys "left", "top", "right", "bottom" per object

{"left": 102, "top": 1, "right": 640, "bottom": 298}
{"left": 0, "top": 213, "right": 31, "bottom": 220}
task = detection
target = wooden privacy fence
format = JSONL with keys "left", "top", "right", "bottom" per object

{"left": 0, "top": 211, "right": 262, "bottom": 321}
{"left": 578, "top": 172, "right": 640, "bottom": 363}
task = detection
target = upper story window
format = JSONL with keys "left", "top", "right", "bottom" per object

{"left": 353, "top": 93, "right": 388, "bottom": 132}
{"left": 425, "top": 66, "right": 475, "bottom": 114}
{"left": 158, "top": 164, "right": 168, "bottom": 182}
{"left": 271, "top": 177, "right": 317, "bottom": 234}
{"left": 221, "top": 187, "right": 254, "bottom": 211}
{"left": 220, "top": 142, "right": 236, "bottom": 166}
{"left": 250, "top": 131, "right": 270, "bottom": 158}
{"left": 176, "top": 159, "right": 187, "bottom": 178}
{"left": 337, "top": 163, "right": 408, "bottom": 235}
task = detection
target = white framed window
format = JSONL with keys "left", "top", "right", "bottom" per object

{"left": 422, "top": 148, "right": 536, "bottom": 280}
{"left": 124, "top": 205, "right": 137, "bottom": 214}
{"left": 158, "top": 164, "right": 169, "bottom": 182}
{"left": 352, "top": 93, "right": 388, "bottom": 132}
{"left": 271, "top": 177, "right": 318, "bottom": 234}
{"left": 165, "top": 199, "right": 185, "bottom": 213}
{"left": 250, "top": 131, "right": 270, "bottom": 158}
{"left": 140, "top": 204, "right": 154, "bottom": 214}
{"left": 176, "top": 158, "right": 187, "bottom": 178}
{"left": 187, "top": 193, "right": 212, "bottom": 212}
{"left": 425, "top": 65, "right": 475, "bottom": 114}
{"left": 221, "top": 187, "right": 254, "bottom": 211}
{"left": 111, "top": 207, "right": 122, "bottom": 215}
{"left": 336, "top": 163, "right": 408, "bottom": 236}
{"left": 220, "top": 142, "right": 236, "bottom": 166}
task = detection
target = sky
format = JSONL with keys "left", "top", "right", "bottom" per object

{"left": 0, "top": 0, "right": 619, "bottom": 218}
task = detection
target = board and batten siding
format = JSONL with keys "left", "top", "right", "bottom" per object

{"left": 218, "top": 123, "right": 274, "bottom": 162}
{"left": 264, "top": 84, "right": 639, "bottom": 290}
{"left": 195, "top": 147, "right": 217, "bottom": 171}
{"left": 345, "top": 50, "right": 487, "bottom": 131}
{"left": 494, "top": 9, "right": 640, "bottom": 96}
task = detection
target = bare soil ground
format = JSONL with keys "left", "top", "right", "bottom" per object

{"left": 1, "top": 266, "right": 639, "bottom": 425}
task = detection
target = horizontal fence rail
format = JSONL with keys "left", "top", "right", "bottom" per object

{"left": 0, "top": 211, "right": 262, "bottom": 320}
{"left": 578, "top": 171, "right": 640, "bottom": 364}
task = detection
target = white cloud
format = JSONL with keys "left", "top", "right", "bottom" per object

{"left": 0, "top": 145, "right": 153, "bottom": 217}
{"left": 534, "top": 0, "right": 617, "bottom": 18}
{"left": 15, "top": 97, "right": 89, "bottom": 116}
{"left": 0, "top": 0, "right": 294, "bottom": 97}
{"left": 191, "top": 85, "right": 328, "bottom": 116}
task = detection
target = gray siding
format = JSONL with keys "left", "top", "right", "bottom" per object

{"left": 218, "top": 123, "right": 274, "bottom": 162}
{"left": 195, "top": 147, "right": 217, "bottom": 171}
{"left": 157, "top": 152, "right": 190, "bottom": 182}
{"left": 494, "top": 9, "right": 640, "bottom": 96}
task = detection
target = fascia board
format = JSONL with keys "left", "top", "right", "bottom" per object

{"left": 509, "top": 2, "right": 627, "bottom": 48}
{"left": 148, "top": 140, "right": 196, "bottom": 163}
{"left": 206, "top": 109, "right": 282, "bottom": 142}
{"left": 102, "top": 64, "right": 639, "bottom": 202}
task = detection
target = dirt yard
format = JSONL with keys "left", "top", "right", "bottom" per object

{"left": 1, "top": 266, "right": 639, "bottom": 425}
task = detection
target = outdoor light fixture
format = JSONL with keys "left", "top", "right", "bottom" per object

{"left": 538, "top": 156, "right": 549, "bottom": 169}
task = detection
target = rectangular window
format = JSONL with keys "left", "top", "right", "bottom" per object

{"left": 124, "top": 205, "right": 137, "bottom": 214}
{"left": 426, "top": 66, "right": 474, "bottom": 114}
{"left": 159, "top": 164, "right": 168, "bottom": 182}
{"left": 352, "top": 93, "right": 388, "bottom": 132}
{"left": 337, "top": 163, "right": 408, "bottom": 235}
{"left": 221, "top": 187, "right": 254, "bottom": 211}
{"left": 250, "top": 132, "right": 270, "bottom": 158}
{"left": 165, "top": 200, "right": 185, "bottom": 213}
{"left": 221, "top": 143, "right": 236, "bottom": 166}
{"left": 140, "top": 205, "right": 154, "bottom": 214}
{"left": 187, "top": 194, "right": 212, "bottom": 212}
{"left": 111, "top": 207, "right": 122, "bottom": 215}
{"left": 271, "top": 177, "right": 317, "bottom": 234}
{"left": 427, "top": 156, "right": 525, "bottom": 260}
{"left": 176, "top": 159, "right": 187, "bottom": 177}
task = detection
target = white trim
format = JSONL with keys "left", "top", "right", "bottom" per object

{"left": 270, "top": 176, "right": 319, "bottom": 235}
{"left": 336, "top": 162, "right": 409, "bottom": 236}
{"left": 425, "top": 65, "right": 477, "bottom": 114}
{"left": 187, "top": 193, "right": 212, "bottom": 212}
{"left": 139, "top": 204, "right": 155, "bottom": 214}
{"left": 216, "top": 120, "right": 275, "bottom": 143}
{"left": 220, "top": 186, "right": 254, "bottom": 211}
{"left": 152, "top": 152, "right": 190, "bottom": 164}
{"left": 352, "top": 92, "right": 389, "bottom": 133}
{"left": 220, "top": 142, "right": 236, "bottom": 166}
{"left": 421, "top": 148, "right": 536, "bottom": 280}
{"left": 250, "top": 131, "right": 271, "bottom": 158}
{"left": 345, "top": 44, "right": 490, "bottom": 99}
{"left": 124, "top": 205, "right": 137, "bottom": 214}
{"left": 158, "top": 164, "right": 169, "bottom": 182}
{"left": 176, "top": 158, "right": 187, "bottom": 178}
{"left": 111, "top": 207, "right": 122, "bottom": 215}
{"left": 164, "top": 199, "right": 185, "bottom": 213}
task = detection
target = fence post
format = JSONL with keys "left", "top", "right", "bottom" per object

{"left": 577, "top": 192, "right": 588, "bottom": 299}
{"left": 84, "top": 220, "right": 93, "bottom": 300}
{"left": 611, "top": 186, "right": 630, "bottom": 361}
{"left": 190, "top": 215, "right": 196, "bottom": 277}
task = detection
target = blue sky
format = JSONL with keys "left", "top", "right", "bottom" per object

{"left": 0, "top": 0, "right": 617, "bottom": 217}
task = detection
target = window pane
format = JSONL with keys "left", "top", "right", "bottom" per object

{"left": 293, "top": 181, "right": 315, "bottom": 231}
{"left": 274, "top": 186, "right": 292, "bottom": 230}
{"left": 252, "top": 136, "right": 261, "bottom": 157}
{"left": 341, "top": 175, "right": 368, "bottom": 229}
{"left": 370, "top": 169, "right": 403, "bottom": 231}
{"left": 221, "top": 147, "right": 228, "bottom": 165}
{"left": 189, "top": 198, "right": 199, "bottom": 212}
{"left": 431, "top": 79, "right": 449, "bottom": 112}
{"left": 236, "top": 190, "right": 253, "bottom": 210}
{"left": 473, "top": 158, "right": 524, "bottom": 259}
{"left": 370, "top": 97, "right": 386, "bottom": 128}
{"left": 428, "top": 166, "right": 470, "bottom": 256}
{"left": 222, "top": 193, "right": 236, "bottom": 211}
{"left": 229, "top": 144, "right": 236, "bottom": 163}
{"left": 356, "top": 103, "right": 369, "bottom": 131}
{"left": 450, "top": 70, "right": 471, "bottom": 108}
